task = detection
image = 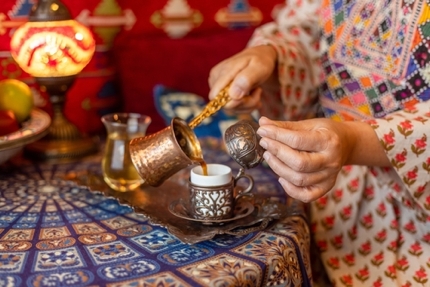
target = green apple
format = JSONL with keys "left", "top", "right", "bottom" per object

{"left": 0, "top": 79, "right": 33, "bottom": 123}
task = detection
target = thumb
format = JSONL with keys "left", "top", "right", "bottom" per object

{"left": 259, "top": 116, "right": 291, "bottom": 128}
{"left": 259, "top": 117, "right": 309, "bottom": 131}
{"left": 229, "top": 60, "right": 272, "bottom": 100}
{"left": 228, "top": 75, "right": 251, "bottom": 100}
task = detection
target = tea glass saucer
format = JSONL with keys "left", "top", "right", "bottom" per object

{"left": 168, "top": 198, "right": 254, "bottom": 225}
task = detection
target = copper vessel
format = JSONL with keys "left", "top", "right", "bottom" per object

{"left": 129, "top": 117, "right": 202, "bottom": 187}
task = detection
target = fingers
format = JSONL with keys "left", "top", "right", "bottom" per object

{"left": 257, "top": 118, "right": 330, "bottom": 153}
{"left": 209, "top": 65, "right": 259, "bottom": 103}
{"left": 259, "top": 116, "right": 279, "bottom": 126}
{"left": 224, "top": 88, "right": 262, "bottom": 112}
{"left": 227, "top": 58, "right": 273, "bottom": 98}
{"left": 260, "top": 136, "right": 324, "bottom": 172}
{"left": 209, "top": 58, "right": 263, "bottom": 112}
{"left": 256, "top": 117, "right": 345, "bottom": 202}
{"left": 278, "top": 177, "right": 336, "bottom": 203}
{"left": 262, "top": 147, "right": 330, "bottom": 186}
{"left": 263, "top": 151, "right": 336, "bottom": 202}
{"left": 208, "top": 46, "right": 277, "bottom": 103}
{"left": 208, "top": 60, "right": 249, "bottom": 100}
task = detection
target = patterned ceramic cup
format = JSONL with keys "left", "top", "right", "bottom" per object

{"left": 189, "top": 164, "right": 254, "bottom": 220}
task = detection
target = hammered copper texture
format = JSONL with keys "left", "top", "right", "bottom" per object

{"left": 130, "top": 117, "right": 202, "bottom": 187}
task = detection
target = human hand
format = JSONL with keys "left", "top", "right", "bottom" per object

{"left": 208, "top": 45, "right": 277, "bottom": 113}
{"left": 257, "top": 116, "right": 355, "bottom": 202}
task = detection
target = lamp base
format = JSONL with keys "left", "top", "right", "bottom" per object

{"left": 24, "top": 135, "right": 99, "bottom": 162}
{"left": 23, "top": 76, "right": 100, "bottom": 162}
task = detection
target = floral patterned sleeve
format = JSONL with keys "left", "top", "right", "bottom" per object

{"left": 367, "top": 101, "right": 430, "bottom": 203}
{"left": 247, "top": 0, "right": 324, "bottom": 121}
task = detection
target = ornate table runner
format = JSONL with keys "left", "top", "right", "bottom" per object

{"left": 0, "top": 143, "right": 312, "bottom": 286}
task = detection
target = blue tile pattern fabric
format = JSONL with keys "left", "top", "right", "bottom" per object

{"left": 0, "top": 143, "right": 311, "bottom": 286}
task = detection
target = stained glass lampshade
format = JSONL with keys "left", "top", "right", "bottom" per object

{"left": 10, "top": 0, "right": 98, "bottom": 161}
{"left": 10, "top": 20, "right": 95, "bottom": 78}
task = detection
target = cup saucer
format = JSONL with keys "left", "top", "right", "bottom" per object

{"left": 168, "top": 199, "right": 254, "bottom": 225}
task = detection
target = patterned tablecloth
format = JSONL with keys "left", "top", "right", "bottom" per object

{"left": 0, "top": 141, "right": 311, "bottom": 287}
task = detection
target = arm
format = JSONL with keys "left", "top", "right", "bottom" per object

{"left": 208, "top": 0, "right": 323, "bottom": 120}
{"left": 257, "top": 101, "right": 430, "bottom": 202}
{"left": 367, "top": 101, "right": 430, "bottom": 195}
{"left": 343, "top": 120, "right": 391, "bottom": 166}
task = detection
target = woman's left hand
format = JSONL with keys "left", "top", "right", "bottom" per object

{"left": 257, "top": 116, "right": 354, "bottom": 202}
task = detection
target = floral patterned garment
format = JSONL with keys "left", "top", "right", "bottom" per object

{"left": 249, "top": 0, "right": 430, "bottom": 286}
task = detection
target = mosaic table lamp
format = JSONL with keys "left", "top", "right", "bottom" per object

{"left": 10, "top": 0, "right": 98, "bottom": 161}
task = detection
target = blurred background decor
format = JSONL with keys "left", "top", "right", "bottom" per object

{"left": 114, "top": 0, "right": 284, "bottom": 133}
{"left": 0, "top": 0, "right": 124, "bottom": 136}
{"left": 10, "top": 0, "right": 98, "bottom": 161}
{"left": 0, "top": 0, "right": 284, "bottom": 161}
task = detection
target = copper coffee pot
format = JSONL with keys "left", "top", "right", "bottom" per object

{"left": 129, "top": 85, "right": 265, "bottom": 187}
{"left": 129, "top": 117, "right": 202, "bottom": 187}
{"left": 129, "top": 85, "right": 231, "bottom": 187}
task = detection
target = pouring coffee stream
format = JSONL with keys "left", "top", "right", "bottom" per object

{"left": 188, "top": 84, "right": 231, "bottom": 176}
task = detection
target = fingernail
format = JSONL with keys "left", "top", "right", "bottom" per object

{"left": 259, "top": 139, "right": 267, "bottom": 149}
{"left": 230, "top": 86, "right": 245, "bottom": 98}
{"left": 263, "top": 151, "right": 270, "bottom": 161}
{"left": 278, "top": 177, "right": 286, "bottom": 186}
{"left": 257, "top": 128, "right": 268, "bottom": 137}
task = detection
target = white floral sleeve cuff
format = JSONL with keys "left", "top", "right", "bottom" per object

{"left": 367, "top": 101, "right": 430, "bottom": 198}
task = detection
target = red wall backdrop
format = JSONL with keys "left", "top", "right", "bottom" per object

{"left": 0, "top": 0, "right": 284, "bottom": 134}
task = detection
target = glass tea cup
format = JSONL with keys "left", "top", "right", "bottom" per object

{"left": 101, "top": 113, "right": 151, "bottom": 192}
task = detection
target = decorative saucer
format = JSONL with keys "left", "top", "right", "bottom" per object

{"left": 168, "top": 198, "right": 254, "bottom": 225}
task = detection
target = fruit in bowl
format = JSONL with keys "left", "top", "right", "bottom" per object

{"left": 0, "top": 79, "right": 35, "bottom": 136}
{"left": 0, "top": 110, "right": 20, "bottom": 136}
{"left": 0, "top": 108, "right": 51, "bottom": 165}
{"left": 0, "top": 79, "right": 51, "bottom": 165}
{"left": 0, "top": 79, "right": 34, "bottom": 124}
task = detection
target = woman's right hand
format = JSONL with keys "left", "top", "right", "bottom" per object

{"left": 208, "top": 45, "right": 277, "bottom": 113}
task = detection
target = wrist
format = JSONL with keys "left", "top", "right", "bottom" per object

{"left": 254, "top": 44, "right": 278, "bottom": 86}
{"left": 251, "top": 43, "right": 277, "bottom": 63}
{"left": 261, "top": 44, "right": 277, "bottom": 63}
{"left": 341, "top": 121, "right": 360, "bottom": 166}
{"left": 342, "top": 120, "right": 390, "bottom": 167}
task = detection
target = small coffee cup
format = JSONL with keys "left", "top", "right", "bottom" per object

{"left": 189, "top": 164, "right": 254, "bottom": 221}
